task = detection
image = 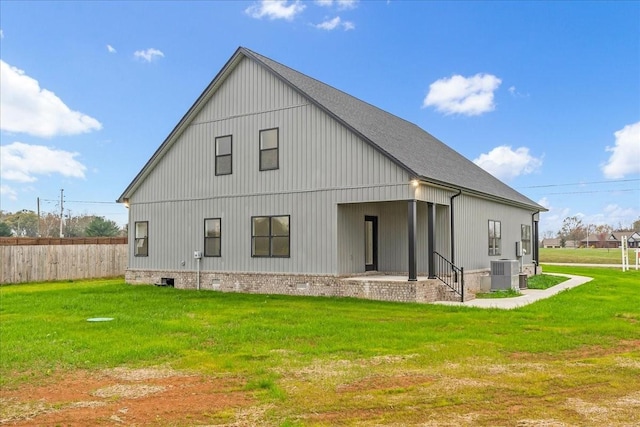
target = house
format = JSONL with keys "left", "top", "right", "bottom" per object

{"left": 582, "top": 231, "right": 640, "bottom": 249}
{"left": 542, "top": 238, "right": 563, "bottom": 248}
{"left": 117, "top": 47, "right": 546, "bottom": 303}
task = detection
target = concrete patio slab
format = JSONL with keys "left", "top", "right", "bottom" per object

{"left": 433, "top": 273, "right": 592, "bottom": 309}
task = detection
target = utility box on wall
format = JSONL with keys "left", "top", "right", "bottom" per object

{"left": 490, "top": 260, "right": 520, "bottom": 291}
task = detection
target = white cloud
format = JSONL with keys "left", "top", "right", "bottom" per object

{"left": 343, "top": 21, "right": 355, "bottom": 30}
{"left": 107, "top": 44, "right": 117, "bottom": 53}
{"left": 314, "top": 16, "right": 354, "bottom": 31}
{"left": 473, "top": 145, "right": 543, "bottom": 181}
{"left": 538, "top": 199, "right": 640, "bottom": 236}
{"left": 423, "top": 73, "right": 502, "bottom": 116}
{"left": 134, "top": 48, "right": 164, "bottom": 62}
{"left": 315, "top": 0, "right": 358, "bottom": 9}
{"left": 508, "top": 85, "right": 529, "bottom": 98}
{"left": 0, "top": 29, "right": 4, "bottom": 39}
{"left": 0, "top": 142, "right": 86, "bottom": 183}
{"left": 0, "top": 60, "right": 102, "bottom": 138}
{"left": 603, "top": 204, "right": 637, "bottom": 222}
{"left": 602, "top": 121, "right": 640, "bottom": 179}
{"left": 0, "top": 184, "right": 18, "bottom": 201}
{"left": 316, "top": 16, "right": 341, "bottom": 30}
{"left": 245, "top": 0, "right": 306, "bottom": 21}
{"left": 538, "top": 197, "right": 550, "bottom": 210}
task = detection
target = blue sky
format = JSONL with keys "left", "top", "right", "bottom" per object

{"left": 1, "top": 0, "right": 638, "bottom": 236}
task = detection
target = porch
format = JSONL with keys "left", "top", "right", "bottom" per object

{"left": 341, "top": 274, "right": 473, "bottom": 303}
{"left": 336, "top": 200, "right": 453, "bottom": 280}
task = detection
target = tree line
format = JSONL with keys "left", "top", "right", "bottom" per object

{"left": 546, "top": 216, "right": 640, "bottom": 248}
{"left": 0, "top": 210, "right": 126, "bottom": 238}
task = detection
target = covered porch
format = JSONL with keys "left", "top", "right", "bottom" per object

{"left": 336, "top": 200, "right": 452, "bottom": 281}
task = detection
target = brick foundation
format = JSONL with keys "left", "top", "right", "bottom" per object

{"left": 125, "top": 269, "right": 481, "bottom": 303}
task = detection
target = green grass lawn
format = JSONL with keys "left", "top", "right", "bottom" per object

{"left": 1, "top": 267, "right": 639, "bottom": 426}
{"left": 475, "top": 274, "right": 569, "bottom": 298}
{"left": 540, "top": 247, "right": 638, "bottom": 264}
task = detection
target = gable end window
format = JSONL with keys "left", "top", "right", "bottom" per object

{"left": 134, "top": 221, "right": 148, "bottom": 257}
{"left": 521, "top": 224, "right": 531, "bottom": 255}
{"left": 259, "top": 128, "right": 279, "bottom": 171}
{"left": 215, "top": 135, "right": 232, "bottom": 176}
{"left": 204, "top": 218, "right": 221, "bottom": 257}
{"left": 488, "top": 220, "right": 501, "bottom": 256}
{"left": 252, "top": 215, "right": 290, "bottom": 257}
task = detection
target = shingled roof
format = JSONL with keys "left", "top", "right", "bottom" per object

{"left": 120, "top": 47, "right": 545, "bottom": 211}
{"left": 242, "top": 47, "right": 543, "bottom": 210}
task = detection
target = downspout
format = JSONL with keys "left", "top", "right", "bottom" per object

{"left": 450, "top": 189, "right": 462, "bottom": 265}
{"left": 532, "top": 211, "right": 540, "bottom": 275}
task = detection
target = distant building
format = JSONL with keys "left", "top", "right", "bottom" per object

{"left": 541, "top": 238, "right": 577, "bottom": 249}
{"left": 582, "top": 231, "right": 640, "bottom": 248}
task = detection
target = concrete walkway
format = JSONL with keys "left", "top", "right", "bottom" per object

{"left": 434, "top": 273, "right": 593, "bottom": 310}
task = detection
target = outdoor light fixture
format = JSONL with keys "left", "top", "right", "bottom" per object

{"left": 411, "top": 179, "right": 420, "bottom": 187}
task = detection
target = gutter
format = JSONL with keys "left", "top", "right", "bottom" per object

{"left": 532, "top": 210, "right": 540, "bottom": 274}
{"left": 450, "top": 189, "right": 462, "bottom": 265}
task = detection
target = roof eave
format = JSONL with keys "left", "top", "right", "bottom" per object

{"left": 417, "top": 176, "right": 548, "bottom": 212}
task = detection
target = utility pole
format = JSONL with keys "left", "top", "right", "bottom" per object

{"left": 59, "top": 189, "right": 64, "bottom": 238}
{"left": 37, "top": 197, "right": 41, "bottom": 237}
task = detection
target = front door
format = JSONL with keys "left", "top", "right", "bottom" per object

{"left": 365, "top": 216, "right": 378, "bottom": 271}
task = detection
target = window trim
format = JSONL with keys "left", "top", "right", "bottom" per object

{"left": 204, "top": 218, "right": 222, "bottom": 257}
{"left": 251, "top": 214, "right": 290, "bottom": 258}
{"left": 488, "top": 219, "right": 501, "bottom": 256}
{"left": 259, "top": 127, "right": 279, "bottom": 171}
{"left": 215, "top": 135, "right": 232, "bottom": 176}
{"left": 134, "top": 221, "right": 148, "bottom": 257}
{"left": 521, "top": 224, "right": 531, "bottom": 255}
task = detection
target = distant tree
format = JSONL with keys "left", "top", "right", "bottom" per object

{"left": 85, "top": 216, "right": 121, "bottom": 237}
{"left": 40, "top": 212, "right": 61, "bottom": 237}
{"left": 0, "top": 222, "right": 13, "bottom": 237}
{"left": 593, "top": 224, "right": 613, "bottom": 248}
{"left": 560, "top": 216, "right": 585, "bottom": 248}
{"left": 632, "top": 217, "right": 640, "bottom": 232}
{"left": 4, "top": 210, "right": 38, "bottom": 237}
{"left": 64, "top": 213, "right": 98, "bottom": 237}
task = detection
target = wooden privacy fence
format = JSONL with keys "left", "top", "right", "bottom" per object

{"left": 0, "top": 238, "right": 128, "bottom": 284}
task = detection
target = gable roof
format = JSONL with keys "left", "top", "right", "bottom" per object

{"left": 610, "top": 231, "right": 640, "bottom": 242}
{"left": 119, "top": 47, "right": 545, "bottom": 211}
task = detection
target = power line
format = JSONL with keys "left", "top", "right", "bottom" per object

{"left": 518, "top": 178, "right": 640, "bottom": 189}
{"left": 40, "top": 199, "right": 120, "bottom": 205}
{"left": 534, "top": 188, "right": 639, "bottom": 196}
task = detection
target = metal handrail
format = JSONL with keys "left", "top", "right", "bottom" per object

{"left": 433, "top": 251, "right": 464, "bottom": 302}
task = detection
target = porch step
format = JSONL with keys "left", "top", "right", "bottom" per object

{"left": 438, "top": 285, "right": 475, "bottom": 302}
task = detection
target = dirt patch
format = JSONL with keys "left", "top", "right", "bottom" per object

{"left": 511, "top": 340, "right": 640, "bottom": 361}
{"left": 0, "top": 367, "right": 254, "bottom": 426}
{"left": 337, "top": 374, "right": 434, "bottom": 393}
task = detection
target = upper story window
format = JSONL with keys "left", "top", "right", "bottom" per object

{"left": 521, "top": 224, "right": 531, "bottom": 255}
{"left": 259, "top": 128, "right": 279, "bottom": 171}
{"left": 488, "top": 220, "right": 501, "bottom": 256}
{"left": 204, "top": 218, "right": 221, "bottom": 257}
{"left": 252, "top": 215, "right": 290, "bottom": 257}
{"left": 215, "top": 135, "right": 232, "bottom": 176}
{"left": 135, "top": 221, "right": 148, "bottom": 257}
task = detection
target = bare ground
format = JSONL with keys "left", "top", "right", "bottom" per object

{"left": 0, "top": 367, "right": 255, "bottom": 426}
{"left": 1, "top": 343, "right": 639, "bottom": 427}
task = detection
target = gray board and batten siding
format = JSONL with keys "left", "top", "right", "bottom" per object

{"left": 123, "top": 55, "right": 423, "bottom": 275}
{"left": 118, "top": 46, "right": 545, "bottom": 282}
